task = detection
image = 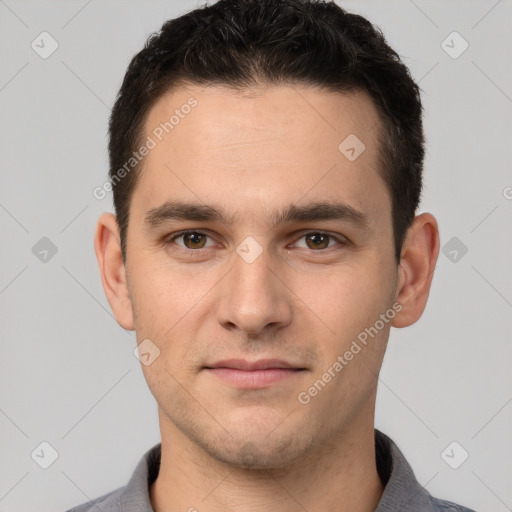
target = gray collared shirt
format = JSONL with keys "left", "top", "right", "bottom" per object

{"left": 66, "top": 429, "right": 476, "bottom": 512}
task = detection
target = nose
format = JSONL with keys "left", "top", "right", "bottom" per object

{"left": 216, "top": 245, "right": 293, "bottom": 336}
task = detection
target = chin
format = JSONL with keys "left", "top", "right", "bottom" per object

{"left": 199, "top": 426, "right": 317, "bottom": 470}
{"left": 164, "top": 397, "right": 323, "bottom": 469}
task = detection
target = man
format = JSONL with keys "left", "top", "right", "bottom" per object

{"left": 68, "top": 1, "right": 476, "bottom": 511}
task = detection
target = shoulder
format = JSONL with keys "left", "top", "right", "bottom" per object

{"left": 375, "top": 429, "right": 477, "bottom": 512}
{"left": 64, "top": 442, "right": 161, "bottom": 512}
{"left": 430, "top": 495, "right": 477, "bottom": 512}
{"left": 64, "top": 486, "right": 123, "bottom": 512}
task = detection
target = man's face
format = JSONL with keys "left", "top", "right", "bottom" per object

{"left": 125, "top": 84, "right": 398, "bottom": 468}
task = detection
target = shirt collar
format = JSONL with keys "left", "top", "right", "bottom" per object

{"left": 374, "top": 429, "right": 439, "bottom": 511}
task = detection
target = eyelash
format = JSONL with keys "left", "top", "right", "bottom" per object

{"left": 165, "top": 229, "right": 347, "bottom": 254}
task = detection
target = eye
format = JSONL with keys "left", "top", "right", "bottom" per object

{"left": 164, "top": 230, "right": 347, "bottom": 253}
{"left": 292, "top": 231, "right": 346, "bottom": 250}
{"left": 167, "top": 230, "right": 215, "bottom": 250}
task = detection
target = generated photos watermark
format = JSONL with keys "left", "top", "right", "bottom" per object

{"left": 297, "top": 301, "right": 402, "bottom": 405}
{"left": 93, "top": 97, "right": 198, "bottom": 200}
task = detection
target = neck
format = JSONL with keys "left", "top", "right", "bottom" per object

{"left": 150, "top": 410, "right": 384, "bottom": 512}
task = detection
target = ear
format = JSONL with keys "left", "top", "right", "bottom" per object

{"left": 94, "top": 212, "right": 134, "bottom": 330}
{"left": 392, "top": 212, "right": 440, "bottom": 328}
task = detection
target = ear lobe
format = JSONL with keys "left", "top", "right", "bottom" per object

{"left": 391, "top": 213, "right": 440, "bottom": 328}
{"left": 94, "top": 212, "right": 134, "bottom": 330}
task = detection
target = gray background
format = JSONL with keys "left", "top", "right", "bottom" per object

{"left": 0, "top": 1, "right": 511, "bottom": 511}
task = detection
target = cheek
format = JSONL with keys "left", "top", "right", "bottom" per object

{"left": 295, "top": 261, "right": 390, "bottom": 342}
{"left": 129, "top": 259, "right": 206, "bottom": 332}
{"left": 296, "top": 268, "right": 390, "bottom": 412}
{"left": 129, "top": 262, "right": 218, "bottom": 379}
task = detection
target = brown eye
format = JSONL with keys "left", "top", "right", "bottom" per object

{"left": 182, "top": 232, "right": 207, "bottom": 249}
{"left": 293, "top": 232, "right": 344, "bottom": 251}
{"left": 304, "top": 233, "right": 330, "bottom": 250}
{"left": 168, "top": 231, "right": 213, "bottom": 250}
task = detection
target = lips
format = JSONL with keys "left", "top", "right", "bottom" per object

{"left": 205, "top": 359, "right": 303, "bottom": 371}
{"left": 203, "top": 359, "right": 306, "bottom": 388}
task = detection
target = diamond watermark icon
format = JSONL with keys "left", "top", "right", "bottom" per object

{"left": 31, "top": 31, "right": 59, "bottom": 59}
{"left": 31, "top": 441, "right": 59, "bottom": 469}
{"left": 237, "top": 442, "right": 263, "bottom": 467}
{"left": 134, "top": 338, "right": 161, "bottom": 366}
{"left": 32, "top": 237, "right": 58, "bottom": 263}
{"left": 236, "top": 236, "right": 263, "bottom": 264}
{"left": 441, "top": 441, "right": 469, "bottom": 469}
{"left": 441, "top": 31, "right": 469, "bottom": 59}
{"left": 338, "top": 134, "right": 365, "bottom": 161}
{"left": 442, "top": 236, "right": 468, "bottom": 263}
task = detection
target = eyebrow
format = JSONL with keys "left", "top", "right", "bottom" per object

{"left": 144, "top": 200, "right": 370, "bottom": 231}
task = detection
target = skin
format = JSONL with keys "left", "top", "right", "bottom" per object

{"left": 95, "top": 83, "right": 439, "bottom": 512}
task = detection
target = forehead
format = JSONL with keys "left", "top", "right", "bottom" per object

{"left": 144, "top": 83, "right": 382, "bottom": 162}
{"left": 133, "top": 83, "right": 390, "bottom": 230}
